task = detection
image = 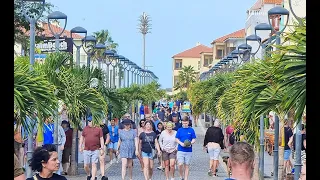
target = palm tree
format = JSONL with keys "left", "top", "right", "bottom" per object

{"left": 174, "top": 65, "right": 197, "bottom": 91}
{"left": 14, "top": 56, "right": 58, "bottom": 133}
{"left": 93, "top": 29, "right": 119, "bottom": 68}
{"left": 35, "top": 52, "right": 108, "bottom": 175}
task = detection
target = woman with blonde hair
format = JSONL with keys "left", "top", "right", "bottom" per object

{"left": 159, "top": 121, "right": 178, "bottom": 180}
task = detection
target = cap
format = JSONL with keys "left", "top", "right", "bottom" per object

{"left": 61, "top": 120, "right": 69, "bottom": 125}
{"left": 87, "top": 116, "right": 93, "bottom": 121}
{"left": 122, "top": 119, "right": 132, "bottom": 125}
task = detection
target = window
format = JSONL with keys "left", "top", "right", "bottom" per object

{"left": 174, "top": 76, "right": 179, "bottom": 86}
{"left": 203, "top": 57, "right": 213, "bottom": 67}
{"left": 175, "top": 59, "right": 182, "bottom": 70}
{"left": 216, "top": 49, "right": 223, "bottom": 59}
{"left": 229, "top": 47, "right": 236, "bottom": 52}
{"left": 198, "top": 61, "right": 200, "bottom": 70}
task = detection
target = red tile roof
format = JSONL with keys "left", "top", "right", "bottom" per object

{"left": 211, "top": 29, "right": 245, "bottom": 44}
{"left": 23, "top": 22, "right": 84, "bottom": 39}
{"left": 250, "top": 0, "right": 283, "bottom": 10}
{"left": 172, "top": 44, "right": 212, "bottom": 58}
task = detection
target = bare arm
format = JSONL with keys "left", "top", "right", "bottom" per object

{"left": 117, "top": 138, "right": 121, "bottom": 151}
{"left": 14, "top": 174, "right": 26, "bottom": 180}
{"left": 105, "top": 134, "right": 110, "bottom": 145}
{"left": 100, "top": 136, "right": 104, "bottom": 150}
{"left": 155, "top": 138, "right": 161, "bottom": 152}
{"left": 303, "top": 139, "right": 306, "bottom": 149}
{"left": 135, "top": 137, "right": 139, "bottom": 153}
{"left": 175, "top": 138, "right": 185, "bottom": 147}
{"left": 288, "top": 135, "right": 294, "bottom": 149}
{"left": 158, "top": 132, "right": 164, "bottom": 150}
{"left": 79, "top": 135, "right": 84, "bottom": 151}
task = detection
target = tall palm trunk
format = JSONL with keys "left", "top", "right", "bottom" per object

{"left": 252, "top": 151, "right": 260, "bottom": 180}
{"left": 69, "top": 128, "right": 78, "bottom": 175}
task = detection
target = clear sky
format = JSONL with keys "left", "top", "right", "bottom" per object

{"left": 46, "top": 0, "right": 257, "bottom": 89}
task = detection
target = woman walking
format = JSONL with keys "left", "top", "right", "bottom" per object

{"left": 159, "top": 121, "right": 178, "bottom": 180}
{"left": 203, "top": 120, "right": 224, "bottom": 177}
{"left": 116, "top": 119, "right": 139, "bottom": 180}
{"left": 139, "top": 120, "right": 162, "bottom": 180}
{"left": 137, "top": 119, "right": 146, "bottom": 171}
{"left": 27, "top": 144, "right": 67, "bottom": 180}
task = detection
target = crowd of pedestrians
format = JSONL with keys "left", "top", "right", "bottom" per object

{"left": 14, "top": 100, "right": 306, "bottom": 180}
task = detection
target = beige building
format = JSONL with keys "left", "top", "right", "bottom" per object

{"left": 171, "top": 43, "right": 212, "bottom": 94}
{"left": 209, "top": 29, "right": 246, "bottom": 69}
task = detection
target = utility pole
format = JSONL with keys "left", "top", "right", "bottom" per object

{"left": 138, "top": 12, "right": 151, "bottom": 69}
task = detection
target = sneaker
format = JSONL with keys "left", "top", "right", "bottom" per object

{"left": 208, "top": 170, "right": 212, "bottom": 176}
{"left": 157, "top": 166, "right": 163, "bottom": 170}
{"left": 87, "top": 176, "right": 92, "bottom": 180}
{"left": 101, "top": 176, "right": 108, "bottom": 180}
{"left": 213, "top": 174, "right": 218, "bottom": 177}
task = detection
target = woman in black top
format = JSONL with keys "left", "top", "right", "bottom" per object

{"left": 27, "top": 144, "right": 67, "bottom": 180}
{"left": 203, "top": 120, "right": 224, "bottom": 177}
{"left": 139, "top": 120, "right": 162, "bottom": 180}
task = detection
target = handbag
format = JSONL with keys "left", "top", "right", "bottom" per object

{"left": 144, "top": 132, "right": 156, "bottom": 158}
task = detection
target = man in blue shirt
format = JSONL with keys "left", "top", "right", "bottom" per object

{"left": 43, "top": 117, "right": 54, "bottom": 145}
{"left": 175, "top": 116, "right": 196, "bottom": 180}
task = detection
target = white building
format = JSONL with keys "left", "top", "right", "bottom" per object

{"left": 245, "top": 0, "right": 283, "bottom": 59}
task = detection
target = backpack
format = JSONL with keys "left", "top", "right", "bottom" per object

{"left": 229, "top": 132, "right": 235, "bottom": 145}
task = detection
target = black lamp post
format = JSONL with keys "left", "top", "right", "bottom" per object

{"left": 47, "top": 11, "right": 68, "bottom": 52}
{"left": 70, "top": 26, "right": 87, "bottom": 67}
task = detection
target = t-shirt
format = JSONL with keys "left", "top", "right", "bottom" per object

{"left": 26, "top": 173, "right": 67, "bottom": 180}
{"left": 159, "top": 130, "right": 177, "bottom": 153}
{"left": 108, "top": 125, "right": 119, "bottom": 143}
{"left": 157, "top": 110, "right": 165, "bottom": 121}
{"left": 169, "top": 101, "right": 174, "bottom": 109}
{"left": 102, "top": 125, "right": 110, "bottom": 143}
{"left": 140, "top": 105, "right": 144, "bottom": 115}
{"left": 14, "top": 154, "right": 24, "bottom": 178}
{"left": 139, "top": 131, "right": 157, "bottom": 153}
{"left": 82, "top": 126, "right": 103, "bottom": 151}
{"left": 284, "top": 126, "right": 293, "bottom": 150}
{"left": 173, "top": 122, "right": 182, "bottom": 131}
{"left": 43, "top": 123, "right": 54, "bottom": 145}
{"left": 176, "top": 127, "right": 196, "bottom": 152}
{"left": 153, "top": 119, "right": 160, "bottom": 131}
{"left": 64, "top": 128, "right": 73, "bottom": 148}
{"left": 293, "top": 133, "right": 306, "bottom": 151}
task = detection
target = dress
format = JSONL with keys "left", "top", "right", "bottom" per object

{"left": 119, "top": 129, "right": 137, "bottom": 159}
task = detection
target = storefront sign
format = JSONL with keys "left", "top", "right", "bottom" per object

{"left": 35, "top": 38, "right": 73, "bottom": 53}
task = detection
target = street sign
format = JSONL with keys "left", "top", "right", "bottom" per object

{"left": 181, "top": 101, "right": 191, "bottom": 113}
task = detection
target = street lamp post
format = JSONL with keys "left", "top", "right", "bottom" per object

{"left": 117, "top": 55, "right": 126, "bottom": 88}
{"left": 47, "top": 12, "right": 67, "bottom": 168}
{"left": 47, "top": 11, "right": 68, "bottom": 52}
{"left": 94, "top": 43, "right": 107, "bottom": 69}
{"left": 82, "top": 35, "right": 97, "bottom": 67}
{"left": 104, "top": 50, "right": 115, "bottom": 88}
{"left": 21, "top": 0, "right": 46, "bottom": 177}
{"left": 109, "top": 53, "right": 119, "bottom": 88}
{"left": 129, "top": 62, "right": 137, "bottom": 86}
{"left": 124, "top": 59, "right": 131, "bottom": 87}
{"left": 252, "top": 22, "right": 272, "bottom": 180}
{"left": 267, "top": 6, "right": 290, "bottom": 180}
{"left": 70, "top": 26, "right": 87, "bottom": 67}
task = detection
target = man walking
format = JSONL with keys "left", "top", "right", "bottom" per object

{"left": 225, "top": 142, "right": 255, "bottom": 180}
{"left": 175, "top": 116, "right": 196, "bottom": 180}
{"left": 79, "top": 116, "right": 105, "bottom": 180}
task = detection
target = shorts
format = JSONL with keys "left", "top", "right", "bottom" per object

{"left": 142, "top": 151, "right": 153, "bottom": 159}
{"left": 62, "top": 147, "right": 72, "bottom": 164}
{"left": 108, "top": 142, "right": 118, "bottom": 150}
{"left": 177, "top": 151, "right": 192, "bottom": 165}
{"left": 162, "top": 150, "right": 177, "bottom": 161}
{"left": 284, "top": 149, "right": 291, "bottom": 161}
{"left": 83, "top": 150, "right": 99, "bottom": 164}
{"left": 208, "top": 147, "right": 221, "bottom": 160}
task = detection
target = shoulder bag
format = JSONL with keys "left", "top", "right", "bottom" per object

{"left": 143, "top": 132, "right": 156, "bottom": 159}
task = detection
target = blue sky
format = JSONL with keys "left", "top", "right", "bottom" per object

{"left": 47, "top": 0, "right": 257, "bottom": 89}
